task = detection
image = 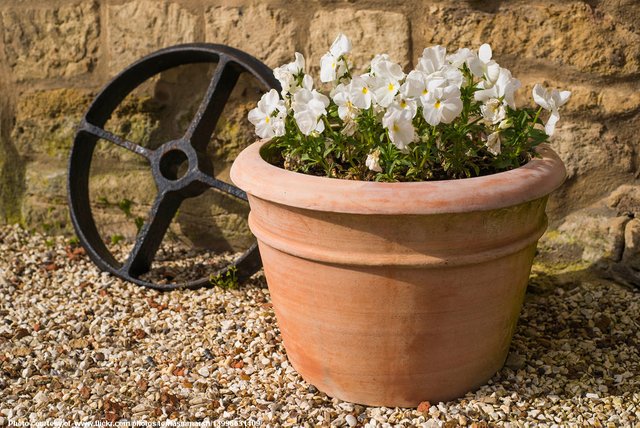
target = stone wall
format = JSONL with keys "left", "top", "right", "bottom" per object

{"left": 0, "top": 0, "right": 639, "bottom": 255}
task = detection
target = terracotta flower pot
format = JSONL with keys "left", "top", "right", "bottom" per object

{"left": 230, "top": 140, "right": 566, "bottom": 407}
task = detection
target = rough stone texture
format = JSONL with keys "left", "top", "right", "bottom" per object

{"left": 623, "top": 218, "right": 640, "bottom": 270}
{"left": 107, "top": 0, "right": 198, "bottom": 72}
{"left": 308, "top": 9, "right": 411, "bottom": 73}
{"left": 420, "top": 1, "right": 640, "bottom": 77}
{"left": 0, "top": 88, "right": 24, "bottom": 224}
{"left": 205, "top": 4, "right": 297, "bottom": 68}
{"left": 540, "top": 184, "right": 640, "bottom": 288}
{"left": 0, "top": 2, "right": 99, "bottom": 80}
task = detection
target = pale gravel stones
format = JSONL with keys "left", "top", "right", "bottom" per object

{"left": 0, "top": 224, "right": 639, "bottom": 425}
{"left": 106, "top": 0, "right": 198, "bottom": 73}
{"left": 308, "top": 9, "right": 411, "bottom": 73}
{"left": 0, "top": 2, "right": 100, "bottom": 81}
{"left": 204, "top": 5, "right": 297, "bottom": 68}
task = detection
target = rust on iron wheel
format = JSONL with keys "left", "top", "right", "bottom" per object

{"left": 68, "top": 43, "right": 279, "bottom": 290}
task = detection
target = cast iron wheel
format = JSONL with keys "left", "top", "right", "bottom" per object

{"left": 68, "top": 43, "right": 279, "bottom": 290}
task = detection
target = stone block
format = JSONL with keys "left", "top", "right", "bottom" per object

{"left": 205, "top": 4, "right": 296, "bottom": 68}
{"left": 308, "top": 9, "right": 411, "bottom": 73}
{"left": 419, "top": 2, "right": 640, "bottom": 77}
{"left": 107, "top": 0, "right": 198, "bottom": 73}
{"left": 0, "top": 2, "right": 99, "bottom": 80}
{"left": 12, "top": 89, "right": 94, "bottom": 160}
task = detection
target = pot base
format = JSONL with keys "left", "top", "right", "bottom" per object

{"left": 260, "top": 241, "right": 535, "bottom": 407}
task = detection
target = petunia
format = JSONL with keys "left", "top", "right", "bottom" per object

{"left": 248, "top": 89, "right": 286, "bottom": 139}
{"left": 532, "top": 84, "right": 571, "bottom": 136}
{"left": 320, "top": 33, "right": 352, "bottom": 83}
{"left": 421, "top": 84, "right": 463, "bottom": 126}
{"left": 382, "top": 108, "right": 416, "bottom": 151}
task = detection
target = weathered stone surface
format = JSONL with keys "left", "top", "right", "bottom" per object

{"left": 21, "top": 161, "right": 69, "bottom": 235}
{"left": 308, "top": 9, "right": 411, "bottom": 73}
{"left": 600, "top": 0, "right": 640, "bottom": 35}
{"left": 420, "top": 2, "right": 640, "bottom": 76}
{"left": 12, "top": 89, "right": 94, "bottom": 160}
{"left": 107, "top": 0, "right": 198, "bottom": 72}
{"left": 0, "top": 90, "right": 24, "bottom": 224}
{"left": 539, "top": 184, "right": 640, "bottom": 287}
{"left": 205, "top": 4, "right": 296, "bottom": 68}
{"left": 623, "top": 218, "right": 640, "bottom": 270}
{"left": 0, "top": 2, "right": 99, "bottom": 80}
{"left": 545, "top": 118, "right": 637, "bottom": 220}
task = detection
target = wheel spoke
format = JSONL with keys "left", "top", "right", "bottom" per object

{"left": 195, "top": 171, "right": 247, "bottom": 200}
{"left": 122, "top": 191, "right": 183, "bottom": 277}
{"left": 79, "top": 119, "right": 152, "bottom": 159}
{"left": 184, "top": 55, "right": 241, "bottom": 151}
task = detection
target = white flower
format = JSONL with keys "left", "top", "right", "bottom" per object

{"left": 365, "top": 149, "right": 383, "bottom": 172}
{"left": 370, "top": 54, "right": 405, "bottom": 81}
{"left": 382, "top": 108, "right": 415, "bottom": 151}
{"left": 447, "top": 47, "right": 475, "bottom": 68}
{"left": 292, "top": 87, "right": 330, "bottom": 136}
{"left": 498, "top": 118, "right": 513, "bottom": 130}
{"left": 349, "top": 75, "right": 373, "bottom": 109}
{"left": 481, "top": 98, "right": 506, "bottom": 125}
{"left": 532, "top": 84, "right": 571, "bottom": 136}
{"left": 486, "top": 131, "right": 501, "bottom": 155}
{"left": 421, "top": 84, "right": 463, "bottom": 126}
{"left": 474, "top": 67, "right": 521, "bottom": 109}
{"left": 248, "top": 89, "right": 286, "bottom": 139}
{"left": 417, "top": 46, "right": 447, "bottom": 75}
{"left": 468, "top": 43, "right": 501, "bottom": 84}
{"left": 389, "top": 95, "right": 418, "bottom": 119}
{"left": 416, "top": 46, "right": 463, "bottom": 88}
{"left": 332, "top": 82, "right": 359, "bottom": 122}
{"left": 273, "top": 52, "right": 306, "bottom": 95}
{"left": 371, "top": 75, "right": 401, "bottom": 108}
{"left": 320, "top": 33, "right": 352, "bottom": 83}
{"left": 368, "top": 54, "right": 405, "bottom": 108}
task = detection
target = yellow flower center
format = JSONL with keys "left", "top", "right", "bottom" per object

{"left": 434, "top": 100, "right": 441, "bottom": 109}
{"left": 393, "top": 123, "right": 400, "bottom": 132}
{"left": 387, "top": 83, "right": 395, "bottom": 91}
{"left": 265, "top": 116, "right": 270, "bottom": 123}
{"left": 362, "top": 87, "right": 368, "bottom": 94}
{"left": 400, "top": 100, "right": 407, "bottom": 108}
{"left": 422, "top": 89, "right": 428, "bottom": 95}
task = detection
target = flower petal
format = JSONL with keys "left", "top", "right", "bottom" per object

{"left": 545, "top": 111, "right": 560, "bottom": 136}
{"left": 532, "top": 84, "right": 551, "bottom": 110}
{"left": 478, "top": 43, "right": 492, "bottom": 62}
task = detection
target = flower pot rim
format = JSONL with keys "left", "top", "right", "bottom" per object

{"left": 230, "top": 139, "right": 567, "bottom": 215}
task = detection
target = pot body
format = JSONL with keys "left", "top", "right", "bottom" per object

{"left": 231, "top": 141, "right": 566, "bottom": 407}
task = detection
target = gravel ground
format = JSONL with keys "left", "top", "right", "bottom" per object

{"left": 0, "top": 224, "right": 639, "bottom": 427}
